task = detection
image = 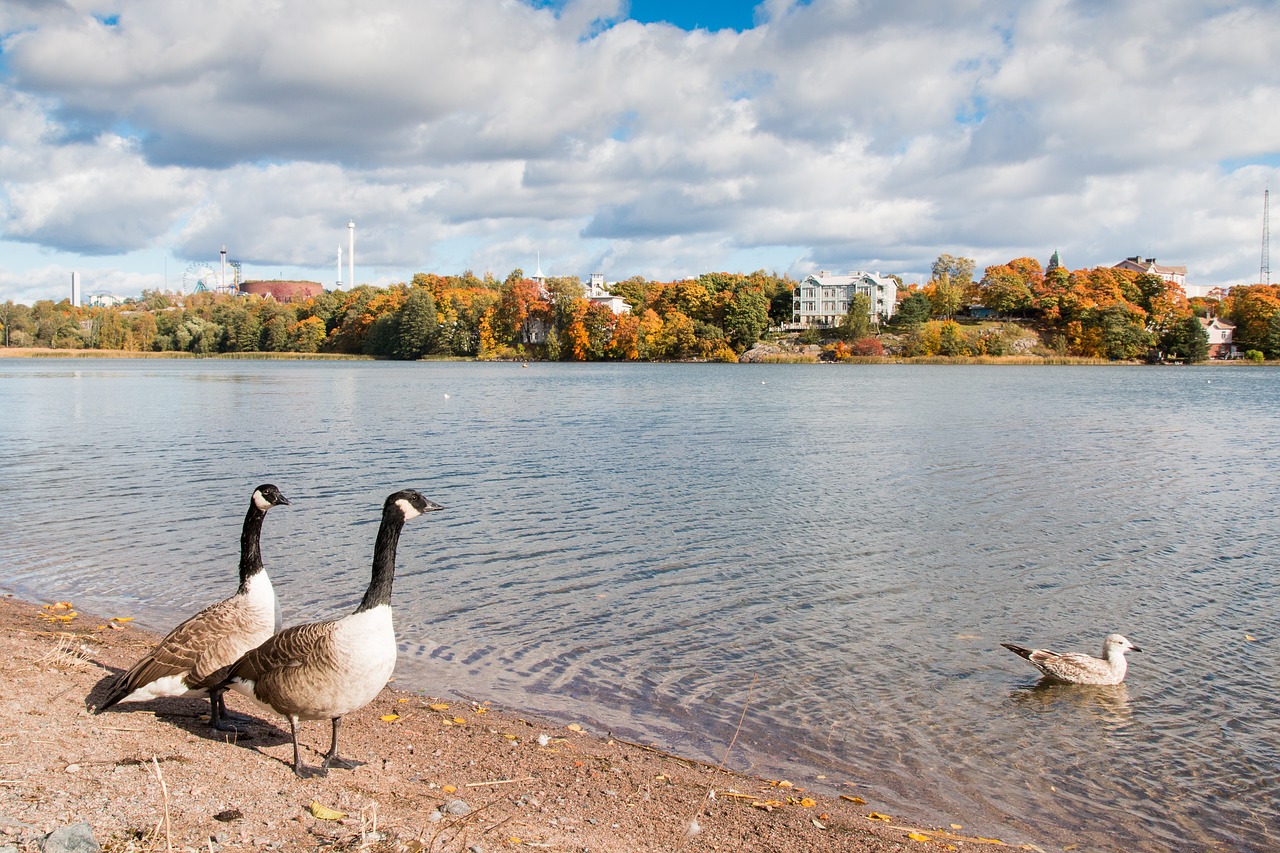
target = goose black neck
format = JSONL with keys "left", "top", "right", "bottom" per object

{"left": 356, "top": 508, "right": 407, "bottom": 613}
{"left": 237, "top": 502, "right": 268, "bottom": 590}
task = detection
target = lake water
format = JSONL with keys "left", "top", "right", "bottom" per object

{"left": 2, "top": 359, "right": 1277, "bottom": 851}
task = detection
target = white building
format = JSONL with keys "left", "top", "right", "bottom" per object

{"left": 586, "top": 273, "right": 629, "bottom": 315}
{"left": 1113, "top": 255, "right": 1187, "bottom": 287}
{"left": 792, "top": 271, "right": 898, "bottom": 327}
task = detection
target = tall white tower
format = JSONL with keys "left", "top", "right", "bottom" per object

{"left": 348, "top": 220, "right": 355, "bottom": 288}
{"left": 220, "top": 245, "right": 228, "bottom": 292}
{"left": 71, "top": 271, "right": 81, "bottom": 306}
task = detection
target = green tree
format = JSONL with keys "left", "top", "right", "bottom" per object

{"left": 395, "top": 287, "right": 439, "bottom": 360}
{"left": 1263, "top": 311, "right": 1280, "bottom": 359}
{"left": 838, "top": 293, "right": 872, "bottom": 342}
{"left": 1093, "top": 304, "right": 1150, "bottom": 360}
{"left": 892, "top": 291, "right": 931, "bottom": 328}
{"left": 723, "top": 288, "right": 770, "bottom": 351}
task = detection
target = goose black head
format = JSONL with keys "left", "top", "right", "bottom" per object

{"left": 252, "top": 484, "right": 291, "bottom": 510}
{"left": 385, "top": 488, "right": 444, "bottom": 521}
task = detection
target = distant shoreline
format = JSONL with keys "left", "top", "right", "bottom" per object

{"left": 0, "top": 346, "right": 1170, "bottom": 365}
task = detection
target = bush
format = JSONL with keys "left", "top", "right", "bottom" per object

{"left": 1245, "top": 349, "right": 1265, "bottom": 362}
{"left": 850, "top": 337, "right": 885, "bottom": 356}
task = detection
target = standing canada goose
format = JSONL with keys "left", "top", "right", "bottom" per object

{"left": 220, "top": 489, "right": 442, "bottom": 776}
{"left": 96, "top": 484, "right": 291, "bottom": 730}
{"left": 1001, "top": 634, "right": 1141, "bottom": 685}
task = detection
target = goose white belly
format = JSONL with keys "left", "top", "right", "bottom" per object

{"left": 300, "top": 607, "right": 397, "bottom": 719}
{"left": 233, "top": 605, "right": 397, "bottom": 721}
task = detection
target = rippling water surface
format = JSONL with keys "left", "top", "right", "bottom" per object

{"left": 3, "top": 359, "right": 1278, "bottom": 850}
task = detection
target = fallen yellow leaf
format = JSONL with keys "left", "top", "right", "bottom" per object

{"left": 908, "top": 832, "right": 932, "bottom": 842}
{"left": 567, "top": 723, "right": 583, "bottom": 732}
{"left": 49, "top": 602, "right": 74, "bottom": 610}
{"left": 799, "top": 798, "right": 816, "bottom": 808}
{"left": 452, "top": 716, "right": 467, "bottom": 725}
{"left": 840, "top": 795, "right": 866, "bottom": 804}
{"left": 443, "top": 785, "right": 457, "bottom": 794}
{"left": 950, "top": 824, "right": 962, "bottom": 830}
{"left": 1246, "top": 635, "right": 1258, "bottom": 642}
{"left": 398, "top": 698, "right": 410, "bottom": 703}
{"left": 110, "top": 616, "right": 135, "bottom": 622}
{"left": 867, "top": 812, "right": 892, "bottom": 822}
{"left": 429, "top": 703, "right": 450, "bottom": 711}
{"left": 380, "top": 714, "right": 401, "bottom": 722}
{"left": 309, "top": 801, "right": 346, "bottom": 821}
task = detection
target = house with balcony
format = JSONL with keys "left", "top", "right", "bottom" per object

{"left": 791, "top": 271, "right": 898, "bottom": 327}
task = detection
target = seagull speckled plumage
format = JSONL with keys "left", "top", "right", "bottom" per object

{"left": 1001, "top": 634, "right": 1141, "bottom": 685}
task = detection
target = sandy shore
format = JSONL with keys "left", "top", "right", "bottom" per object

{"left": 0, "top": 594, "right": 1031, "bottom": 852}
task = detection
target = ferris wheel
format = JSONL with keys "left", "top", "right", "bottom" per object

{"left": 182, "top": 259, "right": 242, "bottom": 294}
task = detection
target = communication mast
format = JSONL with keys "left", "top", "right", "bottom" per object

{"left": 1262, "top": 188, "right": 1271, "bottom": 286}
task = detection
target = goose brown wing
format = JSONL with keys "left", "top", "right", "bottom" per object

{"left": 227, "top": 619, "right": 339, "bottom": 682}
{"left": 101, "top": 600, "right": 233, "bottom": 705}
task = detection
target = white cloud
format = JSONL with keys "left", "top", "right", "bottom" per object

{"left": 2, "top": 0, "right": 1278, "bottom": 303}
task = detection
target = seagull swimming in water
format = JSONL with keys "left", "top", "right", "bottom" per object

{"left": 1001, "top": 634, "right": 1141, "bottom": 685}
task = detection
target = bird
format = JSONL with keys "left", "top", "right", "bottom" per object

{"left": 1001, "top": 634, "right": 1141, "bottom": 685}
{"left": 219, "top": 489, "right": 443, "bottom": 776}
{"left": 96, "top": 484, "right": 291, "bottom": 730}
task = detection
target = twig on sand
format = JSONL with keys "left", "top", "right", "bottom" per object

{"left": 673, "top": 674, "right": 758, "bottom": 853}
{"left": 147, "top": 754, "right": 174, "bottom": 853}
{"left": 464, "top": 776, "right": 534, "bottom": 788}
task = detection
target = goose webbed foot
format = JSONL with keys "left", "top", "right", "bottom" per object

{"left": 209, "top": 692, "right": 252, "bottom": 734}
{"left": 318, "top": 717, "right": 361, "bottom": 772}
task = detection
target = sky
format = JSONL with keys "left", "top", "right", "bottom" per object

{"left": 1, "top": 0, "right": 1278, "bottom": 304}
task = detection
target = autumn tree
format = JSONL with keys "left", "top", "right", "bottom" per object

{"left": 925, "top": 273, "right": 966, "bottom": 319}
{"left": 978, "top": 262, "right": 1037, "bottom": 317}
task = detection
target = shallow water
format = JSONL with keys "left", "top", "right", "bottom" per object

{"left": 2, "top": 359, "right": 1278, "bottom": 851}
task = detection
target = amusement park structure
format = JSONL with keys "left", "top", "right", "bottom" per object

{"left": 182, "top": 246, "right": 243, "bottom": 294}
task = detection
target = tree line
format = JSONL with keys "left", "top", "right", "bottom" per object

{"left": 4, "top": 256, "right": 1277, "bottom": 361}
{"left": 880, "top": 255, "right": 1231, "bottom": 361}
{"left": 0, "top": 270, "right": 794, "bottom": 361}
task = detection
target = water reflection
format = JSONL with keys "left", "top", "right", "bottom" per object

{"left": 1010, "top": 680, "right": 1134, "bottom": 726}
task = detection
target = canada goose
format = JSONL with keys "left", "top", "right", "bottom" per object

{"left": 220, "top": 489, "right": 442, "bottom": 776}
{"left": 1001, "top": 634, "right": 1141, "bottom": 685}
{"left": 96, "top": 484, "right": 291, "bottom": 730}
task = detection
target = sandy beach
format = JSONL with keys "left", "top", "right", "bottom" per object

{"left": 0, "top": 594, "right": 1039, "bottom": 852}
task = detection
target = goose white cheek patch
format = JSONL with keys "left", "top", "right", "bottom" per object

{"left": 396, "top": 499, "right": 422, "bottom": 520}
{"left": 253, "top": 491, "right": 272, "bottom": 511}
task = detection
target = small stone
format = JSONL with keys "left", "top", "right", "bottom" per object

{"left": 41, "top": 823, "right": 100, "bottom": 853}
{"left": 444, "top": 799, "right": 471, "bottom": 816}
{"left": 64, "top": 765, "right": 80, "bottom": 774}
{"left": 427, "top": 811, "right": 443, "bottom": 823}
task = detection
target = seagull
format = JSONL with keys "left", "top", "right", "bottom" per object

{"left": 1001, "top": 634, "right": 1141, "bottom": 685}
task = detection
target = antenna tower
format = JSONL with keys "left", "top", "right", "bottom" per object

{"left": 1262, "top": 188, "right": 1271, "bottom": 286}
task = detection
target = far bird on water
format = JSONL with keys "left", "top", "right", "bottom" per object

{"left": 1001, "top": 634, "right": 1141, "bottom": 685}
{"left": 96, "top": 484, "right": 291, "bottom": 730}
{"left": 220, "top": 489, "right": 443, "bottom": 776}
